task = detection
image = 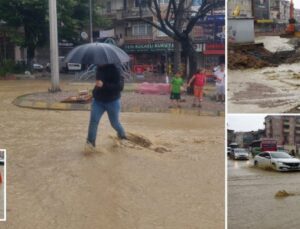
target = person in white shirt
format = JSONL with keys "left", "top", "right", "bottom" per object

{"left": 213, "top": 63, "right": 225, "bottom": 102}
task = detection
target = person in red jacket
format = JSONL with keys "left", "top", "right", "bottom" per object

{"left": 188, "top": 68, "right": 207, "bottom": 108}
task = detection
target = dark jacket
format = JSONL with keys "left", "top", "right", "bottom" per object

{"left": 92, "top": 64, "right": 124, "bottom": 102}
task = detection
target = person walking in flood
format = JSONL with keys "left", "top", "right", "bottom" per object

{"left": 85, "top": 64, "right": 126, "bottom": 153}
{"left": 188, "top": 68, "right": 206, "bottom": 108}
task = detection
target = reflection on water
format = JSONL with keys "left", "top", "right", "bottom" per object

{"left": 231, "top": 159, "right": 252, "bottom": 170}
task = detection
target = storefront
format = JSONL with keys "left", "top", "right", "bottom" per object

{"left": 123, "top": 42, "right": 174, "bottom": 75}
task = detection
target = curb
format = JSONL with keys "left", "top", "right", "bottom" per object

{"left": 13, "top": 93, "right": 224, "bottom": 117}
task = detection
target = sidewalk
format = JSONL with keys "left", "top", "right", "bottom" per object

{"left": 13, "top": 82, "right": 224, "bottom": 116}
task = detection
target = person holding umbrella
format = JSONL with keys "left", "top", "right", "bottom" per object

{"left": 64, "top": 43, "right": 130, "bottom": 153}
{"left": 85, "top": 64, "right": 127, "bottom": 153}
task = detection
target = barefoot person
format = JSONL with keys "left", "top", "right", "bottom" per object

{"left": 188, "top": 68, "right": 206, "bottom": 108}
{"left": 85, "top": 64, "right": 126, "bottom": 153}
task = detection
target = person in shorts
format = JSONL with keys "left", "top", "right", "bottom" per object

{"left": 169, "top": 71, "right": 184, "bottom": 108}
{"left": 188, "top": 68, "right": 206, "bottom": 108}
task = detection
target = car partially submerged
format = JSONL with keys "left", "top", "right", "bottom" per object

{"left": 254, "top": 151, "right": 300, "bottom": 172}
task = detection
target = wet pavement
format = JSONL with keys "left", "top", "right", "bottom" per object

{"left": 0, "top": 80, "right": 224, "bottom": 229}
{"left": 11, "top": 79, "right": 224, "bottom": 115}
{"left": 228, "top": 157, "right": 300, "bottom": 229}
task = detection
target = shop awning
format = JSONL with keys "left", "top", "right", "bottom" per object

{"left": 204, "top": 50, "right": 225, "bottom": 55}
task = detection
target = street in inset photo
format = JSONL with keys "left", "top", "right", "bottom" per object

{"left": 227, "top": 115, "right": 300, "bottom": 229}
{"left": 228, "top": 0, "right": 300, "bottom": 113}
{"left": 0, "top": 150, "right": 5, "bottom": 221}
{"left": 0, "top": 0, "right": 225, "bottom": 228}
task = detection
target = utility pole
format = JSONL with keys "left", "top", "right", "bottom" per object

{"left": 89, "top": 0, "right": 93, "bottom": 43}
{"left": 49, "top": 0, "right": 61, "bottom": 92}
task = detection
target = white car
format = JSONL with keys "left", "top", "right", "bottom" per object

{"left": 32, "top": 63, "right": 44, "bottom": 71}
{"left": 230, "top": 148, "right": 249, "bottom": 160}
{"left": 254, "top": 151, "right": 300, "bottom": 172}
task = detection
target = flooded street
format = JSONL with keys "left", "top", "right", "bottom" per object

{"left": 0, "top": 80, "right": 224, "bottom": 228}
{"left": 228, "top": 35, "right": 300, "bottom": 113}
{"left": 228, "top": 158, "right": 300, "bottom": 229}
{"left": 228, "top": 63, "right": 300, "bottom": 113}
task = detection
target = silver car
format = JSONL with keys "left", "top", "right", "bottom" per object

{"left": 254, "top": 151, "right": 300, "bottom": 172}
{"left": 231, "top": 148, "right": 249, "bottom": 160}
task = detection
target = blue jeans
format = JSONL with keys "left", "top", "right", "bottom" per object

{"left": 87, "top": 99, "right": 126, "bottom": 146}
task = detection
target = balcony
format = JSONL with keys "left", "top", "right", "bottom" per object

{"left": 283, "top": 128, "right": 290, "bottom": 133}
{"left": 122, "top": 8, "right": 152, "bottom": 19}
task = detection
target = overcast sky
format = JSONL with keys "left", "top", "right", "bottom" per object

{"left": 227, "top": 115, "right": 266, "bottom": 132}
{"left": 292, "top": 0, "right": 300, "bottom": 9}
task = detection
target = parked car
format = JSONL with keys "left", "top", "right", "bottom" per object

{"left": 254, "top": 151, "right": 300, "bottom": 172}
{"left": 230, "top": 148, "right": 249, "bottom": 160}
{"left": 32, "top": 63, "right": 44, "bottom": 71}
{"left": 46, "top": 56, "right": 68, "bottom": 73}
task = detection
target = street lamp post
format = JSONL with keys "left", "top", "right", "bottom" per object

{"left": 49, "top": 0, "right": 61, "bottom": 92}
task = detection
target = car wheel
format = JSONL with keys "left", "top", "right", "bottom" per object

{"left": 272, "top": 163, "right": 277, "bottom": 170}
{"left": 254, "top": 161, "right": 258, "bottom": 166}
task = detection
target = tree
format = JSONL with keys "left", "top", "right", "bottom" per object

{"left": 0, "top": 0, "right": 48, "bottom": 66}
{"left": 139, "top": 0, "right": 224, "bottom": 77}
{"left": 0, "top": 0, "right": 112, "bottom": 66}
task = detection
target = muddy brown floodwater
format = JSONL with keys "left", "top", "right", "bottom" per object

{"left": 228, "top": 63, "right": 300, "bottom": 113}
{"left": 0, "top": 80, "right": 224, "bottom": 229}
{"left": 228, "top": 158, "right": 300, "bottom": 229}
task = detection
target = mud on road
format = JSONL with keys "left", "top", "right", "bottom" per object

{"left": 228, "top": 159, "right": 300, "bottom": 229}
{"left": 0, "top": 80, "right": 224, "bottom": 229}
{"left": 228, "top": 63, "right": 300, "bottom": 113}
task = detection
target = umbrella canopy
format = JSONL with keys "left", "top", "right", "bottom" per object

{"left": 64, "top": 43, "right": 130, "bottom": 65}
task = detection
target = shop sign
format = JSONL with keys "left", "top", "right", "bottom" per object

{"left": 205, "top": 44, "right": 225, "bottom": 50}
{"left": 124, "top": 42, "right": 174, "bottom": 52}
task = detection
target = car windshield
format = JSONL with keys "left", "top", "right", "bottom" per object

{"left": 235, "top": 149, "right": 246, "bottom": 153}
{"left": 270, "top": 152, "right": 292, "bottom": 159}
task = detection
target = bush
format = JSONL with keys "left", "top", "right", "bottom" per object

{"left": 0, "top": 59, "right": 27, "bottom": 77}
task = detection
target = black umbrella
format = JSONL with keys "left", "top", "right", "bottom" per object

{"left": 64, "top": 43, "right": 130, "bottom": 65}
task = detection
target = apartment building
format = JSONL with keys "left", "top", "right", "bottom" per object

{"left": 99, "top": 0, "right": 225, "bottom": 75}
{"left": 265, "top": 116, "right": 300, "bottom": 150}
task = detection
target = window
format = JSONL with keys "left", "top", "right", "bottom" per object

{"left": 135, "top": 0, "right": 148, "bottom": 7}
{"left": 106, "top": 1, "right": 111, "bottom": 13}
{"left": 132, "top": 23, "right": 152, "bottom": 36}
{"left": 159, "top": 0, "right": 169, "bottom": 4}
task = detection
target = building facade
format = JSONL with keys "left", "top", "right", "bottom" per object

{"left": 265, "top": 116, "right": 300, "bottom": 151}
{"left": 99, "top": 0, "right": 225, "bottom": 76}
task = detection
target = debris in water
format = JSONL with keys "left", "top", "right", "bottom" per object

{"left": 275, "top": 190, "right": 295, "bottom": 198}
{"left": 126, "top": 133, "right": 152, "bottom": 148}
{"left": 153, "top": 146, "right": 170, "bottom": 153}
{"left": 109, "top": 133, "right": 171, "bottom": 153}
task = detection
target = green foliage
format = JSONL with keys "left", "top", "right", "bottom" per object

{"left": 0, "top": 0, "right": 112, "bottom": 60}
{"left": 0, "top": 59, "right": 15, "bottom": 77}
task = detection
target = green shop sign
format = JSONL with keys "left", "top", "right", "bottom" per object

{"left": 124, "top": 43, "right": 174, "bottom": 52}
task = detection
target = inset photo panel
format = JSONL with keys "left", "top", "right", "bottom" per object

{"left": 227, "top": 115, "right": 300, "bottom": 229}
{"left": 0, "top": 149, "right": 6, "bottom": 221}
{"left": 227, "top": 0, "right": 300, "bottom": 113}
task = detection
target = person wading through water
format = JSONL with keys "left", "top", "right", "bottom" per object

{"left": 85, "top": 64, "right": 127, "bottom": 153}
